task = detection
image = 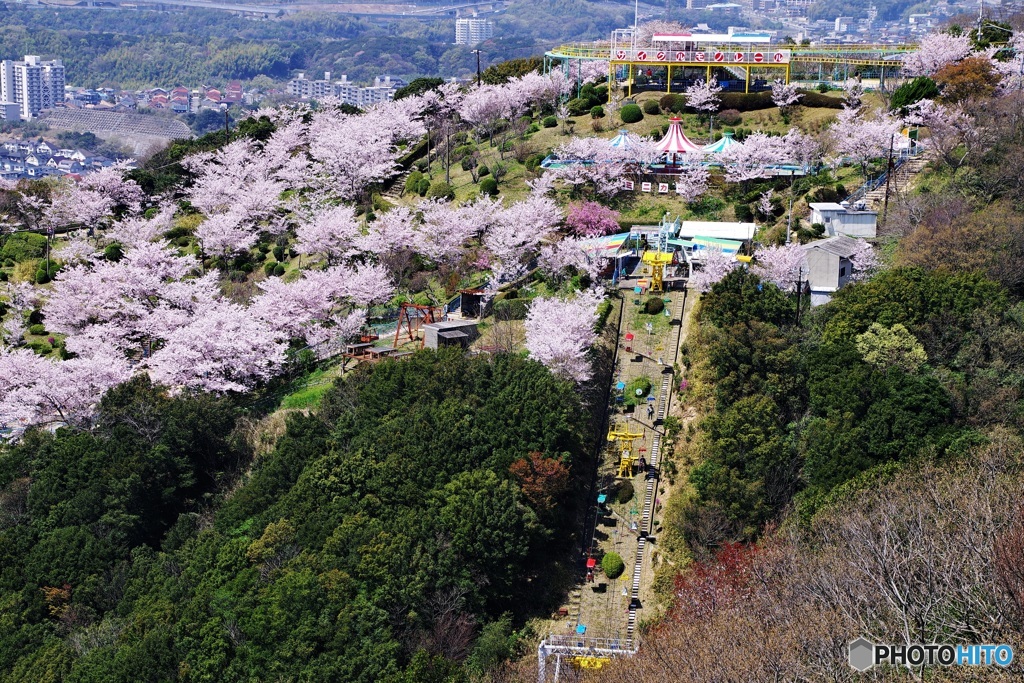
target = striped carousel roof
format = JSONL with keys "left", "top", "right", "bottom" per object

{"left": 655, "top": 117, "right": 703, "bottom": 155}
{"left": 608, "top": 130, "right": 633, "bottom": 149}
{"left": 702, "top": 131, "right": 741, "bottom": 154}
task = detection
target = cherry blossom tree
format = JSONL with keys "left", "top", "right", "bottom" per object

{"left": 686, "top": 78, "right": 723, "bottom": 137}
{"left": 848, "top": 238, "right": 880, "bottom": 281}
{"left": 757, "top": 190, "right": 774, "bottom": 219}
{"left": 843, "top": 79, "right": 864, "bottom": 108}
{"left": 0, "top": 347, "right": 132, "bottom": 427}
{"left": 719, "top": 132, "right": 782, "bottom": 183}
{"left": 538, "top": 238, "right": 607, "bottom": 282}
{"left": 829, "top": 106, "right": 904, "bottom": 176}
{"left": 689, "top": 247, "right": 737, "bottom": 293}
{"left": 294, "top": 203, "right": 361, "bottom": 262}
{"left": 674, "top": 164, "right": 710, "bottom": 204}
{"left": 771, "top": 80, "right": 802, "bottom": 122}
{"left": 904, "top": 99, "right": 979, "bottom": 169}
{"left": 565, "top": 201, "right": 620, "bottom": 237}
{"left": 146, "top": 300, "right": 287, "bottom": 393}
{"left": 902, "top": 32, "right": 973, "bottom": 77}
{"left": 751, "top": 242, "right": 806, "bottom": 291}
{"left": 106, "top": 204, "right": 177, "bottom": 248}
{"left": 524, "top": 288, "right": 605, "bottom": 383}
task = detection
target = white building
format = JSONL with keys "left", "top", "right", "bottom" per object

{"left": 802, "top": 235, "right": 860, "bottom": 305}
{"left": 0, "top": 102, "right": 19, "bottom": 121}
{"left": 455, "top": 18, "right": 494, "bottom": 45}
{"left": 808, "top": 202, "right": 877, "bottom": 238}
{"left": 288, "top": 72, "right": 404, "bottom": 107}
{"left": 0, "top": 55, "right": 65, "bottom": 119}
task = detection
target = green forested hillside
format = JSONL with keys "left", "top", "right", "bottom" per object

{"left": 0, "top": 350, "right": 590, "bottom": 681}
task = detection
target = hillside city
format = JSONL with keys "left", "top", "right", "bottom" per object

{"left": 0, "top": 0, "right": 1023, "bottom": 681}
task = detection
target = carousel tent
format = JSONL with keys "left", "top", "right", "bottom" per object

{"left": 655, "top": 117, "right": 703, "bottom": 160}
{"left": 608, "top": 129, "right": 634, "bottom": 150}
{"left": 702, "top": 131, "right": 741, "bottom": 154}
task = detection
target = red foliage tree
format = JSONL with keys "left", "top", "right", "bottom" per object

{"left": 670, "top": 542, "right": 759, "bottom": 622}
{"left": 509, "top": 452, "right": 571, "bottom": 514}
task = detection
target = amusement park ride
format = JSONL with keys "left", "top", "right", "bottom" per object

{"left": 607, "top": 421, "right": 645, "bottom": 478}
{"left": 545, "top": 26, "right": 918, "bottom": 97}
{"left": 641, "top": 250, "right": 673, "bottom": 293}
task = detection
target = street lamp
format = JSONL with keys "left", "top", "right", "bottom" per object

{"left": 471, "top": 49, "right": 482, "bottom": 87}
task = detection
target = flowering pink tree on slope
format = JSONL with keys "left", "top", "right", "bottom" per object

{"left": 848, "top": 238, "right": 880, "bottom": 281}
{"left": 674, "top": 164, "right": 710, "bottom": 204}
{"left": 904, "top": 99, "right": 979, "bottom": 169}
{"left": 686, "top": 78, "right": 723, "bottom": 137}
{"left": 902, "top": 32, "right": 973, "bottom": 77}
{"left": 751, "top": 243, "right": 806, "bottom": 292}
{"left": 294, "top": 203, "right": 361, "bottom": 262}
{"left": 565, "top": 201, "right": 620, "bottom": 237}
{"left": 524, "top": 288, "right": 605, "bottom": 383}
{"left": 771, "top": 80, "right": 802, "bottom": 122}
{"left": 719, "top": 132, "right": 783, "bottom": 183}
{"left": 830, "top": 107, "right": 904, "bottom": 176}
{"left": 689, "top": 247, "right": 738, "bottom": 293}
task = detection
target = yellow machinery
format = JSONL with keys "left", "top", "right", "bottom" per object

{"left": 641, "top": 250, "right": 673, "bottom": 293}
{"left": 571, "top": 656, "right": 611, "bottom": 670}
{"left": 607, "top": 422, "right": 644, "bottom": 478}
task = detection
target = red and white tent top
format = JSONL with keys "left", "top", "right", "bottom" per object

{"left": 655, "top": 117, "right": 703, "bottom": 155}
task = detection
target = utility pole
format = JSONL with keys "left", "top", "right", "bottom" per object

{"left": 471, "top": 49, "right": 482, "bottom": 87}
{"left": 786, "top": 171, "right": 794, "bottom": 244}
{"left": 222, "top": 104, "right": 230, "bottom": 144}
{"left": 881, "top": 133, "right": 895, "bottom": 226}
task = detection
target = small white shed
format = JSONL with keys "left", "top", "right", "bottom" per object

{"left": 808, "top": 202, "right": 877, "bottom": 238}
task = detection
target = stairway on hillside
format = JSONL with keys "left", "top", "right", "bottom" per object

{"left": 864, "top": 155, "right": 929, "bottom": 209}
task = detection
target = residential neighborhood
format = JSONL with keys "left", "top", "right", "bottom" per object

{"left": 0, "top": 138, "right": 125, "bottom": 181}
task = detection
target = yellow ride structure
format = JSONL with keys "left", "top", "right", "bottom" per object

{"left": 641, "top": 250, "right": 673, "bottom": 293}
{"left": 571, "top": 655, "right": 611, "bottom": 670}
{"left": 607, "top": 421, "right": 644, "bottom": 478}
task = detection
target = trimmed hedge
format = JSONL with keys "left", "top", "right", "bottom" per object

{"left": 643, "top": 296, "right": 665, "bottom": 315}
{"left": 620, "top": 104, "right": 644, "bottom": 124}
{"left": 659, "top": 93, "right": 687, "bottom": 113}
{"left": 480, "top": 177, "right": 499, "bottom": 196}
{"left": 590, "top": 105, "right": 605, "bottom": 119}
{"left": 643, "top": 100, "right": 661, "bottom": 114}
{"left": 542, "top": 115, "right": 558, "bottom": 128}
{"left": 602, "top": 552, "right": 625, "bottom": 579}
{"left": 617, "top": 480, "right": 634, "bottom": 504}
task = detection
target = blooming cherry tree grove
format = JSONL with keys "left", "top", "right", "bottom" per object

{"left": 565, "top": 201, "right": 620, "bottom": 237}
{"left": 689, "top": 247, "right": 738, "bottom": 293}
{"left": 751, "top": 243, "right": 806, "bottom": 292}
{"left": 902, "top": 32, "right": 973, "bottom": 77}
{"left": 524, "top": 288, "right": 605, "bottom": 383}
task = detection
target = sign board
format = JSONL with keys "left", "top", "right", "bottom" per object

{"left": 613, "top": 49, "right": 790, "bottom": 64}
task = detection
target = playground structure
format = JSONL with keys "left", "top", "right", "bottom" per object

{"left": 393, "top": 302, "right": 442, "bottom": 348}
{"left": 607, "top": 421, "right": 645, "bottom": 478}
{"left": 545, "top": 27, "right": 918, "bottom": 97}
{"left": 641, "top": 250, "right": 673, "bottom": 293}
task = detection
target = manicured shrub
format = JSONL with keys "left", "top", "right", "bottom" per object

{"left": 425, "top": 181, "right": 454, "bottom": 200}
{"left": 28, "top": 324, "right": 46, "bottom": 336}
{"left": 263, "top": 262, "right": 276, "bottom": 275}
{"left": 478, "top": 165, "right": 490, "bottom": 177}
{"left": 890, "top": 76, "right": 939, "bottom": 112}
{"left": 659, "top": 93, "right": 687, "bottom": 113}
{"left": 567, "top": 97, "right": 593, "bottom": 116}
{"left": 643, "top": 100, "right": 660, "bottom": 115}
{"left": 542, "top": 115, "right": 558, "bottom": 128}
{"left": 617, "top": 480, "right": 634, "bottom": 504}
{"left": 35, "top": 268, "right": 51, "bottom": 285}
{"left": 602, "top": 552, "right": 625, "bottom": 579}
{"left": 718, "top": 108, "right": 742, "bottom": 126}
{"left": 273, "top": 263, "right": 285, "bottom": 276}
{"left": 104, "top": 243, "right": 123, "bottom": 262}
{"left": 480, "top": 177, "right": 499, "bottom": 196}
{"left": 620, "top": 104, "right": 644, "bottom": 124}
{"left": 415, "top": 177, "right": 431, "bottom": 196}
{"left": 644, "top": 296, "right": 665, "bottom": 315}
{"left": 405, "top": 170, "right": 423, "bottom": 194}
{"left": 590, "top": 105, "right": 605, "bottom": 119}
{"left": 272, "top": 245, "right": 286, "bottom": 262}
{"left": 798, "top": 91, "right": 844, "bottom": 109}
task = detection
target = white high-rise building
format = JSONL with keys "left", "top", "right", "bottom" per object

{"left": 455, "top": 19, "right": 494, "bottom": 46}
{"left": 0, "top": 55, "right": 65, "bottom": 119}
